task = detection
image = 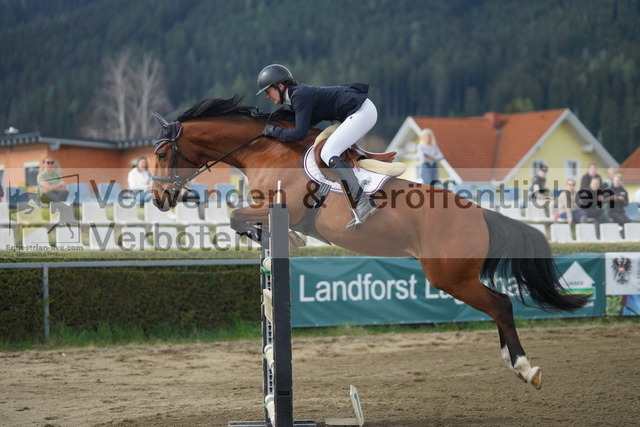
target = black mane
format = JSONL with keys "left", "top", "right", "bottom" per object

{"left": 176, "top": 95, "right": 295, "bottom": 124}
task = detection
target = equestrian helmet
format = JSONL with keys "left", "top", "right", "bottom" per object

{"left": 256, "top": 64, "right": 293, "bottom": 95}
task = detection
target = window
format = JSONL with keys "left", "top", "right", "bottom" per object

{"left": 565, "top": 160, "right": 579, "bottom": 178}
{"left": 532, "top": 159, "right": 547, "bottom": 171}
{"left": 25, "top": 165, "right": 39, "bottom": 187}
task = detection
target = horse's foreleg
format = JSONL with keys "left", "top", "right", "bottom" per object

{"left": 230, "top": 205, "right": 270, "bottom": 235}
{"left": 424, "top": 262, "right": 542, "bottom": 389}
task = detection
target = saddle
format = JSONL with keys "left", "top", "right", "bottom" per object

{"left": 312, "top": 124, "right": 406, "bottom": 177}
{"left": 289, "top": 126, "right": 406, "bottom": 246}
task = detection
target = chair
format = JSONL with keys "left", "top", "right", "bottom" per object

{"left": 0, "top": 227, "right": 16, "bottom": 248}
{"left": 498, "top": 186, "right": 519, "bottom": 206}
{"left": 184, "top": 183, "right": 209, "bottom": 203}
{"left": 54, "top": 224, "right": 84, "bottom": 249}
{"left": 575, "top": 223, "right": 599, "bottom": 242}
{"left": 0, "top": 202, "right": 10, "bottom": 226}
{"left": 81, "top": 201, "right": 112, "bottom": 226}
{"left": 525, "top": 203, "right": 552, "bottom": 222}
{"left": 21, "top": 227, "right": 52, "bottom": 249}
{"left": 66, "top": 183, "right": 94, "bottom": 205}
{"left": 6, "top": 186, "right": 23, "bottom": 209}
{"left": 184, "top": 225, "right": 214, "bottom": 249}
{"left": 550, "top": 223, "right": 575, "bottom": 243}
{"left": 498, "top": 206, "right": 525, "bottom": 221}
{"left": 625, "top": 203, "right": 640, "bottom": 222}
{"left": 214, "top": 183, "right": 239, "bottom": 207}
{"left": 175, "top": 201, "right": 205, "bottom": 225}
{"left": 528, "top": 223, "right": 548, "bottom": 238}
{"left": 118, "top": 226, "right": 148, "bottom": 250}
{"left": 599, "top": 223, "right": 623, "bottom": 242}
{"left": 114, "top": 202, "right": 144, "bottom": 225}
{"left": 144, "top": 203, "right": 177, "bottom": 225}
{"left": 152, "top": 225, "right": 179, "bottom": 250}
{"left": 204, "top": 202, "right": 231, "bottom": 226}
{"left": 88, "top": 225, "right": 119, "bottom": 250}
{"left": 623, "top": 223, "right": 640, "bottom": 242}
{"left": 96, "top": 182, "right": 122, "bottom": 205}
{"left": 214, "top": 224, "right": 257, "bottom": 250}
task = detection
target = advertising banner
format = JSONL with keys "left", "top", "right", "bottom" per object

{"left": 290, "top": 254, "right": 605, "bottom": 327}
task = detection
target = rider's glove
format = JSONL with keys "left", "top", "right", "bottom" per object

{"left": 263, "top": 124, "right": 276, "bottom": 138}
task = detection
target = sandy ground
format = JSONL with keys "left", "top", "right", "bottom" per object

{"left": 1, "top": 324, "right": 639, "bottom": 427}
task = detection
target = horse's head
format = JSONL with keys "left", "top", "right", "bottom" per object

{"left": 151, "top": 112, "right": 200, "bottom": 211}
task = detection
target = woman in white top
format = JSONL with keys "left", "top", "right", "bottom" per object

{"left": 128, "top": 157, "right": 151, "bottom": 191}
{"left": 128, "top": 157, "right": 152, "bottom": 205}
{"left": 417, "top": 129, "right": 444, "bottom": 185}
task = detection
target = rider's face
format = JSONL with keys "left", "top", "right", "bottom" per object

{"left": 265, "top": 85, "right": 283, "bottom": 104}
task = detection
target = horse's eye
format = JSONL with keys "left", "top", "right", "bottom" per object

{"left": 158, "top": 153, "right": 167, "bottom": 160}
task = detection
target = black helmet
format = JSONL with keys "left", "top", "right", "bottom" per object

{"left": 256, "top": 64, "right": 293, "bottom": 95}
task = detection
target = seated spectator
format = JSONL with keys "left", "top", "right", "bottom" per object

{"left": 553, "top": 179, "right": 578, "bottom": 224}
{"left": 575, "top": 177, "right": 612, "bottom": 224}
{"left": 127, "top": 156, "right": 152, "bottom": 204}
{"left": 37, "top": 157, "right": 69, "bottom": 203}
{"left": 602, "top": 167, "right": 619, "bottom": 188}
{"left": 605, "top": 174, "right": 631, "bottom": 225}
{"left": 580, "top": 163, "right": 602, "bottom": 190}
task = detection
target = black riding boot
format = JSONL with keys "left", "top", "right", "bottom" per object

{"left": 328, "top": 156, "right": 378, "bottom": 229}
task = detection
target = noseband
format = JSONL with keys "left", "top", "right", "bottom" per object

{"left": 151, "top": 117, "right": 263, "bottom": 195}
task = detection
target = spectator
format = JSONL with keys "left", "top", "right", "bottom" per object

{"left": 37, "top": 157, "right": 69, "bottom": 203}
{"left": 554, "top": 179, "right": 578, "bottom": 224}
{"left": 580, "top": 163, "right": 602, "bottom": 190}
{"left": 127, "top": 157, "right": 152, "bottom": 204}
{"left": 603, "top": 167, "right": 619, "bottom": 188}
{"left": 416, "top": 129, "right": 444, "bottom": 185}
{"left": 530, "top": 164, "right": 550, "bottom": 202}
{"left": 634, "top": 188, "right": 640, "bottom": 204}
{"left": 605, "top": 174, "right": 631, "bottom": 225}
{"left": 575, "top": 177, "right": 611, "bottom": 224}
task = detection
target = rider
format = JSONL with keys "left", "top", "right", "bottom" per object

{"left": 257, "top": 64, "right": 378, "bottom": 229}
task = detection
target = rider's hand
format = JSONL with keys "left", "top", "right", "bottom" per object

{"left": 263, "top": 124, "right": 276, "bottom": 138}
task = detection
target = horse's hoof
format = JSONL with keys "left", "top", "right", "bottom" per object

{"left": 529, "top": 366, "right": 542, "bottom": 390}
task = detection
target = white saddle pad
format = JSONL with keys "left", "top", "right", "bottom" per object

{"left": 302, "top": 146, "right": 391, "bottom": 195}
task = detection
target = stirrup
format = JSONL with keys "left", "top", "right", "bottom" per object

{"left": 346, "top": 204, "right": 378, "bottom": 229}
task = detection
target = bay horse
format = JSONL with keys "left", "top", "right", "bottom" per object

{"left": 151, "top": 95, "right": 588, "bottom": 390}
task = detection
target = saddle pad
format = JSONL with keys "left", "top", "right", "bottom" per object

{"left": 302, "top": 146, "right": 391, "bottom": 195}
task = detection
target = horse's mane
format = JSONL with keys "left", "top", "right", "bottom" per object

{"left": 176, "top": 95, "right": 295, "bottom": 124}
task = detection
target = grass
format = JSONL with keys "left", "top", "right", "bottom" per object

{"left": 2, "top": 316, "right": 638, "bottom": 353}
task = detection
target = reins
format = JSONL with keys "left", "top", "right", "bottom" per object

{"left": 151, "top": 122, "right": 263, "bottom": 194}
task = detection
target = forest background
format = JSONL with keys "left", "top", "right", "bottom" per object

{"left": 0, "top": 0, "right": 638, "bottom": 161}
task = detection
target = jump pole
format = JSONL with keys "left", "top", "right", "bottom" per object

{"left": 229, "top": 203, "right": 315, "bottom": 427}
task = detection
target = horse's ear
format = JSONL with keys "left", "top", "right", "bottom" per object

{"left": 152, "top": 112, "right": 169, "bottom": 128}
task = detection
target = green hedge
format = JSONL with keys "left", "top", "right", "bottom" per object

{"left": 0, "top": 269, "right": 43, "bottom": 340}
{"left": 1, "top": 242, "right": 639, "bottom": 342}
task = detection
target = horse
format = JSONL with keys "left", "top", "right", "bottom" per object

{"left": 151, "top": 95, "right": 588, "bottom": 390}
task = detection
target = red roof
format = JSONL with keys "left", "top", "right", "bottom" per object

{"left": 620, "top": 146, "right": 640, "bottom": 182}
{"left": 412, "top": 109, "right": 566, "bottom": 181}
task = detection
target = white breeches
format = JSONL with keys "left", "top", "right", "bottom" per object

{"left": 320, "top": 98, "right": 378, "bottom": 165}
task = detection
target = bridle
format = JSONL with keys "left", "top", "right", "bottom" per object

{"left": 150, "top": 113, "right": 263, "bottom": 196}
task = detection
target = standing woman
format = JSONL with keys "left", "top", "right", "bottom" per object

{"left": 257, "top": 64, "right": 377, "bottom": 229}
{"left": 417, "top": 129, "right": 444, "bottom": 185}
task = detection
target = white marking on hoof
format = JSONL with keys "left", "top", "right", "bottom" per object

{"left": 514, "top": 355, "right": 543, "bottom": 389}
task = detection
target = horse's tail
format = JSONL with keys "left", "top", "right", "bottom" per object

{"left": 480, "top": 209, "right": 589, "bottom": 312}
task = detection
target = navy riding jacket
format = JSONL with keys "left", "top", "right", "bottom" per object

{"left": 271, "top": 83, "right": 369, "bottom": 142}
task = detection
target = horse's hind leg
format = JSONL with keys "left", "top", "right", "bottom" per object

{"left": 423, "top": 261, "right": 542, "bottom": 389}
